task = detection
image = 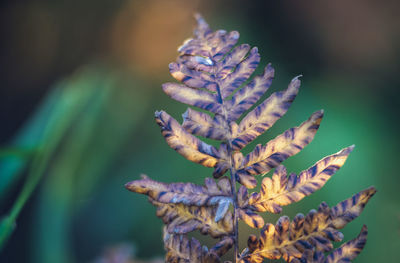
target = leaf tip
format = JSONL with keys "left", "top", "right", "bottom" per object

{"left": 251, "top": 46, "right": 259, "bottom": 53}
{"left": 313, "top": 109, "right": 324, "bottom": 119}
{"left": 231, "top": 30, "right": 240, "bottom": 40}
{"left": 291, "top": 74, "right": 303, "bottom": 83}
{"left": 124, "top": 174, "right": 150, "bottom": 192}
{"left": 140, "top": 173, "right": 148, "bottom": 179}
{"left": 288, "top": 75, "right": 302, "bottom": 93}
{"left": 181, "top": 108, "right": 189, "bottom": 121}
{"left": 124, "top": 181, "right": 133, "bottom": 190}
{"left": 366, "top": 186, "right": 378, "bottom": 196}
{"left": 263, "top": 64, "right": 275, "bottom": 78}
{"left": 154, "top": 110, "right": 163, "bottom": 118}
{"left": 361, "top": 224, "right": 368, "bottom": 233}
{"left": 338, "top": 145, "right": 356, "bottom": 157}
{"left": 194, "top": 12, "right": 203, "bottom": 20}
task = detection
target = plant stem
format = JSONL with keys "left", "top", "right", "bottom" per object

{"left": 227, "top": 140, "right": 239, "bottom": 263}
{"left": 216, "top": 76, "right": 239, "bottom": 262}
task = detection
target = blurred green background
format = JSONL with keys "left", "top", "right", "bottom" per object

{"left": 0, "top": 0, "right": 399, "bottom": 262}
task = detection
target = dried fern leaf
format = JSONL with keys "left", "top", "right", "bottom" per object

{"left": 235, "top": 171, "right": 258, "bottom": 189}
{"left": 238, "top": 209, "right": 265, "bottom": 229}
{"left": 225, "top": 64, "right": 275, "bottom": 122}
{"left": 213, "top": 145, "right": 246, "bottom": 180}
{"left": 212, "top": 144, "right": 231, "bottom": 178}
{"left": 166, "top": 14, "right": 273, "bottom": 123}
{"left": 330, "top": 188, "right": 376, "bottom": 229}
{"left": 178, "top": 15, "right": 239, "bottom": 62}
{"left": 182, "top": 108, "right": 229, "bottom": 140}
{"left": 177, "top": 54, "right": 213, "bottom": 73}
{"left": 213, "top": 162, "right": 230, "bottom": 179}
{"left": 291, "top": 225, "right": 368, "bottom": 263}
{"left": 290, "top": 249, "right": 325, "bottom": 263}
{"left": 249, "top": 146, "right": 354, "bottom": 213}
{"left": 237, "top": 187, "right": 266, "bottom": 229}
{"left": 326, "top": 225, "right": 368, "bottom": 263}
{"left": 216, "top": 44, "right": 251, "bottom": 79}
{"left": 219, "top": 47, "right": 260, "bottom": 99}
{"left": 240, "top": 187, "right": 376, "bottom": 262}
{"left": 152, "top": 199, "right": 233, "bottom": 238}
{"left": 123, "top": 13, "right": 376, "bottom": 263}
{"left": 237, "top": 185, "right": 250, "bottom": 208}
{"left": 162, "top": 83, "right": 222, "bottom": 114}
{"left": 164, "top": 228, "right": 234, "bottom": 263}
{"left": 125, "top": 175, "right": 232, "bottom": 221}
{"left": 169, "top": 62, "right": 218, "bottom": 92}
{"left": 155, "top": 110, "right": 220, "bottom": 167}
{"left": 231, "top": 77, "right": 300, "bottom": 150}
{"left": 236, "top": 110, "right": 323, "bottom": 180}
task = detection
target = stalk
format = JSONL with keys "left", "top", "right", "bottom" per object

{"left": 215, "top": 78, "right": 239, "bottom": 262}
{"left": 227, "top": 140, "right": 239, "bottom": 262}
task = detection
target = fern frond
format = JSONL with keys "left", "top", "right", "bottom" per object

{"left": 238, "top": 209, "right": 265, "bottom": 229}
{"left": 237, "top": 187, "right": 264, "bottom": 229}
{"left": 163, "top": 14, "right": 273, "bottom": 125}
{"left": 125, "top": 13, "right": 376, "bottom": 263}
{"left": 160, "top": 14, "right": 306, "bottom": 189}
{"left": 219, "top": 47, "right": 261, "bottom": 99}
{"left": 164, "top": 228, "right": 234, "bottom": 263}
{"left": 249, "top": 146, "right": 354, "bottom": 213}
{"left": 240, "top": 187, "right": 376, "bottom": 262}
{"left": 182, "top": 108, "right": 229, "bottom": 141}
{"left": 291, "top": 249, "right": 325, "bottom": 263}
{"left": 225, "top": 64, "right": 274, "bottom": 122}
{"left": 330, "top": 187, "right": 376, "bottom": 229}
{"left": 232, "top": 77, "right": 300, "bottom": 150}
{"left": 291, "top": 225, "right": 368, "bottom": 263}
{"left": 325, "top": 225, "right": 368, "bottom": 263}
{"left": 237, "top": 110, "right": 323, "bottom": 179}
{"left": 235, "top": 171, "right": 258, "bottom": 189}
{"left": 162, "top": 83, "right": 222, "bottom": 114}
{"left": 212, "top": 143, "right": 231, "bottom": 178}
{"left": 178, "top": 15, "right": 239, "bottom": 63}
{"left": 155, "top": 110, "right": 220, "bottom": 167}
{"left": 216, "top": 44, "right": 251, "bottom": 79}
{"left": 125, "top": 175, "right": 232, "bottom": 220}
{"left": 153, "top": 200, "right": 233, "bottom": 238}
{"left": 126, "top": 175, "right": 233, "bottom": 237}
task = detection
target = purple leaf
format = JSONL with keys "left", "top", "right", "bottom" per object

{"left": 232, "top": 76, "right": 301, "bottom": 150}
{"left": 239, "top": 110, "right": 324, "bottom": 176}
{"left": 249, "top": 146, "right": 355, "bottom": 213}
{"left": 155, "top": 110, "right": 220, "bottom": 167}
{"left": 162, "top": 83, "right": 222, "bottom": 113}
{"left": 182, "top": 108, "right": 229, "bottom": 140}
{"left": 220, "top": 47, "right": 261, "bottom": 99}
{"left": 226, "top": 64, "right": 275, "bottom": 122}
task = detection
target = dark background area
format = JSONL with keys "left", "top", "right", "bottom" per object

{"left": 0, "top": 0, "right": 399, "bottom": 262}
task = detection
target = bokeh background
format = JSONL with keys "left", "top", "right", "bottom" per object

{"left": 1, "top": 0, "right": 399, "bottom": 262}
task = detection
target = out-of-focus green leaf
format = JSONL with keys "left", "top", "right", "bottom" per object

{"left": 0, "top": 71, "right": 106, "bottom": 200}
{"left": 0, "top": 217, "right": 15, "bottom": 248}
{"left": 29, "top": 65, "right": 147, "bottom": 263}
{"left": 0, "top": 86, "right": 63, "bottom": 198}
{"left": 0, "top": 67, "right": 108, "bottom": 250}
{"left": 0, "top": 147, "right": 36, "bottom": 159}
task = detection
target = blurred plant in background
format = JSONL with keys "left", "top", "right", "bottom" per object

{"left": 0, "top": 0, "right": 399, "bottom": 262}
{"left": 94, "top": 243, "right": 162, "bottom": 263}
{"left": 0, "top": 64, "right": 149, "bottom": 262}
